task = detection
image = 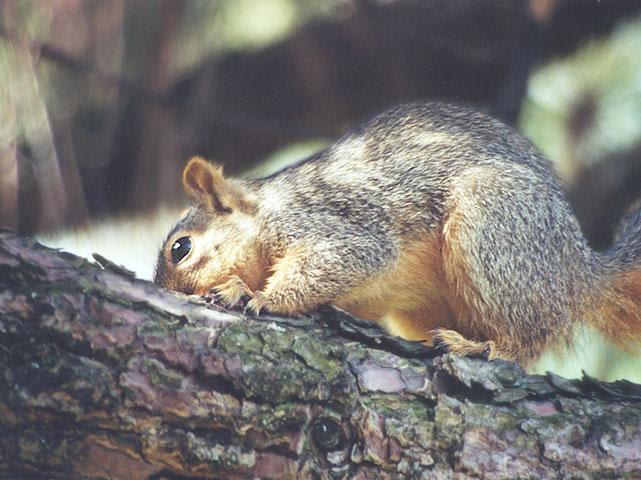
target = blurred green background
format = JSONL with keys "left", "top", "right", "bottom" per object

{"left": 1, "top": 0, "right": 641, "bottom": 381}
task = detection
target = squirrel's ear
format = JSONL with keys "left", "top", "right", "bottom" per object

{"left": 182, "top": 157, "right": 255, "bottom": 213}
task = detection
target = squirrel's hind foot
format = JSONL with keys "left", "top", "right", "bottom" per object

{"left": 432, "top": 328, "right": 496, "bottom": 361}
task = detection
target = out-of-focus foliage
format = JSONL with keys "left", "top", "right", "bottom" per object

{"left": 183, "top": 0, "right": 348, "bottom": 58}
{"left": 534, "top": 328, "right": 641, "bottom": 383}
{"left": 521, "top": 17, "right": 641, "bottom": 183}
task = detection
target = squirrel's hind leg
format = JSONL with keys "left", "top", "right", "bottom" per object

{"left": 439, "top": 165, "right": 573, "bottom": 366}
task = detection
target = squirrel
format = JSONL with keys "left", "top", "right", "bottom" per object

{"left": 154, "top": 102, "right": 641, "bottom": 367}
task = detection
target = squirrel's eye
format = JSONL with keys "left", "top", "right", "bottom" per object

{"left": 170, "top": 236, "right": 192, "bottom": 264}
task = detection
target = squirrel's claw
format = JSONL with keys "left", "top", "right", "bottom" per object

{"left": 204, "top": 288, "right": 222, "bottom": 305}
{"left": 237, "top": 293, "right": 252, "bottom": 310}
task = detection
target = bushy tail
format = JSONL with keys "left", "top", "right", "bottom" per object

{"left": 592, "top": 203, "right": 641, "bottom": 351}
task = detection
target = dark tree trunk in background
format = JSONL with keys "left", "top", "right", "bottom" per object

{"left": 108, "top": 0, "right": 186, "bottom": 213}
{"left": 569, "top": 141, "right": 641, "bottom": 250}
{"left": 1, "top": 230, "right": 641, "bottom": 479}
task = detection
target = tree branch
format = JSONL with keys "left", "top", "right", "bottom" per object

{"left": 1, "top": 230, "right": 640, "bottom": 479}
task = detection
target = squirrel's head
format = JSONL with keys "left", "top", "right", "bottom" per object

{"left": 154, "top": 157, "right": 263, "bottom": 295}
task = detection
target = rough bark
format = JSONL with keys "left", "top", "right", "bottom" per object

{"left": 1, "top": 230, "right": 641, "bottom": 480}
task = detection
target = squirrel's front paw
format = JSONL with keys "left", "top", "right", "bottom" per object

{"left": 244, "top": 291, "right": 268, "bottom": 316}
{"left": 208, "top": 276, "right": 254, "bottom": 310}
